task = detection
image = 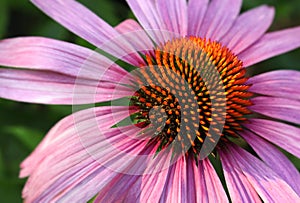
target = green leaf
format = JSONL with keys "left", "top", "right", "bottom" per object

{"left": 3, "top": 126, "right": 43, "bottom": 150}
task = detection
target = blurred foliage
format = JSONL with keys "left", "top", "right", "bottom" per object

{"left": 0, "top": 0, "right": 300, "bottom": 202}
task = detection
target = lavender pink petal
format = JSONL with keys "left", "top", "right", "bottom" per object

{"left": 239, "top": 26, "right": 300, "bottom": 67}
{"left": 221, "top": 5, "right": 274, "bottom": 54}
{"left": 250, "top": 97, "right": 300, "bottom": 125}
{"left": 240, "top": 130, "right": 300, "bottom": 194}
{"left": 30, "top": 0, "right": 144, "bottom": 66}
{"left": 219, "top": 148, "right": 261, "bottom": 202}
{"left": 220, "top": 144, "right": 300, "bottom": 202}
{"left": 0, "top": 37, "right": 126, "bottom": 80}
{"left": 247, "top": 70, "right": 300, "bottom": 100}
{"left": 0, "top": 37, "right": 132, "bottom": 104}
{"left": 20, "top": 106, "right": 141, "bottom": 202}
{"left": 115, "top": 19, "right": 154, "bottom": 57}
{"left": 199, "top": 0, "right": 242, "bottom": 41}
{"left": 243, "top": 118, "right": 300, "bottom": 158}
{"left": 156, "top": 0, "right": 188, "bottom": 36}
{"left": 187, "top": 0, "right": 209, "bottom": 36}
{"left": 0, "top": 68, "right": 130, "bottom": 104}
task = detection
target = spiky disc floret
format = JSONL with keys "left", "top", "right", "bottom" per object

{"left": 131, "top": 37, "right": 253, "bottom": 156}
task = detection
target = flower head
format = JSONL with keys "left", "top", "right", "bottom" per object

{"left": 1, "top": 0, "right": 300, "bottom": 202}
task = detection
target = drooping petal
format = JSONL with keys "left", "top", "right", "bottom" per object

{"left": 20, "top": 106, "right": 130, "bottom": 178}
{"left": 30, "top": 0, "right": 143, "bottom": 66}
{"left": 159, "top": 156, "right": 228, "bottom": 203}
{"left": 200, "top": 159, "right": 229, "bottom": 202}
{"left": 187, "top": 0, "right": 209, "bottom": 36}
{"left": 137, "top": 149, "right": 173, "bottom": 203}
{"left": 95, "top": 143, "right": 172, "bottom": 202}
{"left": 220, "top": 144, "right": 300, "bottom": 202}
{"left": 220, "top": 148, "right": 261, "bottom": 202}
{"left": 247, "top": 70, "right": 300, "bottom": 100}
{"left": 0, "top": 68, "right": 130, "bottom": 104}
{"left": 156, "top": 0, "right": 188, "bottom": 36}
{"left": 249, "top": 97, "right": 300, "bottom": 125}
{"left": 240, "top": 130, "right": 300, "bottom": 194}
{"left": 21, "top": 106, "right": 148, "bottom": 202}
{"left": 199, "top": 0, "right": 242, "bottom": 41}
{"left": 243, "top": 118, "right": 300, "bottom": 158}
{"left": 159, "top": 156, "right": 187, "bottom": 203}
{"left": 220, "top": 5, "right": 274, "bottom": 54}
{"left": 239, "top": 26, "right": 300, "bottom": 67}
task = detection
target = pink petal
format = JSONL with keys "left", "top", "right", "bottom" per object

{"left": 20, "top": 106, "right": 131, "bottom": 177}
{"left": 219, "top": 148, "right": 261, "bottom": 202}
{"left": 239, "top": 26, "right": 300, "bottom": 67}
{"left": 160, "top": 156, "right": 228, "bottom": 203}
{"left": 125, "top": 0, "right": 179, "bottom": 45}
{"left": 185, "top": 156, "right": 202, "bottom": 202}
{"left": 21, "top": 106, "right": 146, "bottom": 202}
{"left": 0, "top": 37, "right": 127, "bottom": 80}
{"left": 199, "top": 0, "right": 242, "bottom": 41}
{"left": 200, "top": 159, "right": 229, "bottom": 202}
{"left": 91, "top": 173, "right": 142, "bottom": 202}
{"left": 243, "top": 118, "right": 300, "bottom": 158}
{"left": 115, "top": 19, "right": 154, "bottom": 57}
{"left": 137, "top": 149, "right": 172, "bottom": 202}
{"left": 187, "top": 0, "right": 209, "bottom": 36}
{"left": 95, "top": 143, "right": 172, "bottom": 202}
{"left": 240, "top": 130, "right": 300, "bottom": 194}
{"left": 247, "top": 70, "right": 300, "bottom": 100}
{"left": 156, "top": 0, "right": 188, "bottom": 36}
{"left": 250, "top": 96, "right": 300, "bottom": 125}
{"left": 220, "top": 5, "right": 274, "bottom": 54}
{"left": 0, "top": 68, "right": 131, "bottom": 104}
{"left": 220, "top": 144, "right": 300, "bottom": 202}
{"left": 30, "top": 0, "right": 143, "bottom": 66}
{"left": 160, "top": 156, "right": 187, "bottom": 202}
{"left": 0, "top": 37, "right": 133, "bottom": 104}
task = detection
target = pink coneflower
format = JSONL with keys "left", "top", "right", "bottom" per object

{"left": 1, "top": 0, "right": 300, "bottom": 202}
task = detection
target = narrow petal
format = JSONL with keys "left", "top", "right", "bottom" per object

{"left": 239, "top": 26, "right": 300, "bottom": 67}
{"left": 21, "top": 106, "right": 146, "bottom": 202}
{"left": 20, "top": 106, "right": 130, "bottom": 178}
{"left": 220, "top": 144, "right": 300, "bottom": 202}
{"left": 0, "top": 37, "right": 132, "bottom": 104}
{"left": 126, "top": 0, "right": 178, "bottom": 44}
{"left": 200, "top": 159, "right": 229, "bottom": 202}
{"left": 220, "top": 149, "right": 261, "bottom": 202}
{"left": 153, "top": 156, "right": 228, "bottom": 203}
{"left": 187, "top": 0, "right": 209, "bottom": 36}
{"left": 137, "top": 148, "right": 173, "bottom": 203}
{"left": 241, "top": 130, "right": 300, "bottom": 194}
{"left": 0, "top": 68, "right": 130, "bottom": 104}
{"left": 250, "top": 97, "right": 300, "bottom": 125}
{"left": 160, "top": 156, "right": 187, "bottom": 203}
{"left": 247, "top": 70, "right": 300, "bottom": 100}
{"left": 30, "top": 0, "right": 143, "bottom": 65}
{"left": 199, "top": 0, "right": 242, "bottom": 41}
{"left": 185, "top": 156, "right": 201, "bottom": 202}
{"left": 221, "top": 5, "right": 274, "bottom": 54}
{"left": 156, "top": 0, "right": 188, "bottom": 36}
{"left": 243, "top": 118, "right": 300, "bottom": 158}
{"left": 0, "top": 37, "right": 127, "bottom": 80}
{"left": 115, "top": 19, "right": 154, "bottom": 57}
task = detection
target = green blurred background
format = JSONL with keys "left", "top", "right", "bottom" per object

{"left": 0, "top": 0, "right": 300, "bottom": 202}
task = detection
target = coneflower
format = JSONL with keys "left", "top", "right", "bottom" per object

{"left": 0, "top": 0, "right": 299, "bottom": 202}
